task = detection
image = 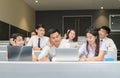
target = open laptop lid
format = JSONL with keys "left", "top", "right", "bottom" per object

{"left": 7, "top": 46, "right": 32, "bottom": 61}
{"left": 54, "top": 48, "right": 79, "bottom": 62}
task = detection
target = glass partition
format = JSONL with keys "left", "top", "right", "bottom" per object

{"left": 109, "top": 15, "right": 120, "bottom": 32}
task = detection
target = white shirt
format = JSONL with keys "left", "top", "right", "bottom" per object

{"left": 100, "top": 37, "right": 117, "bottom": 51}
{"left": 38, "top": 40, "right": 66, "bottom": 60}
{"left": 27, "top": 36, "right": 49, "bottom": 48}
{"left": 59, "top": 39, "right": 79, "bottom": 48}
{"left": 38, "top": 45, "right": 57, "bottom": 60}
{"left": 79, "top": 42, "right": 107, "bottom": 58}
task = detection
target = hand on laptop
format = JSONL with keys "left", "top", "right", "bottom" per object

{"left": 38, "top": 57, "right": 50, "bottom": 62}
{"left": 32, "top": 54, "right": 38, "bottom": 61}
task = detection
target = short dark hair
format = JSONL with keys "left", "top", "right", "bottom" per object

{"left": 11, "top": 33, "right": 23, "bottom": 40}
{"left": 35, "top": 24, "right": 45, "bottom": 30}
{"left": 10, "top": 33, "right": 17, "bottom": 38}
{"left": 99, "top": 26, "right": 111, "bottom": 34}
{"left": 30, "top": 30, "right": 37, "bottom": 34}
{"left": 47, "top": 28, "right": 60, "bottom": 37}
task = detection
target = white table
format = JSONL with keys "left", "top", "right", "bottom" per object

{"left": 0, "top": 62, "right": 119, "bottom": 78}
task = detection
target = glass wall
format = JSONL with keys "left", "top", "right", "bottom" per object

{"left": 0, "top": 20, "right": 29, "bottom": 40}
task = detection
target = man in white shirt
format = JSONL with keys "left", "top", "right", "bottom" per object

{"left": 27, "top": 25, "right": 49, "bottom": 50}
{"left": 27, "top": 25, "right": 49, "bottom": 61}
{"left": 98, "top": 26, "right": 117, "bottom": 51}
{"left": 38, "top": 28, "right": 61, "bottom": 61}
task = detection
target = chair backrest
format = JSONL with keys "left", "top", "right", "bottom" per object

{"left": 0, "top": 51, "right": 7, "bottom": 61}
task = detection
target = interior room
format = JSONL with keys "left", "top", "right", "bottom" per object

{"left": 0, "top": 0, "right": 120, "bottom": 78}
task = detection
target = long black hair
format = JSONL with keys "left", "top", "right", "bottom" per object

{"left": 86, "top": 27, "right": 100, "bottom": 57}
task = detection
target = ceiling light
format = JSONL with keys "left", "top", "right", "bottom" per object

{"left": 35, "top": 0, "right": 38, "bottom": 3}
{"left": 100, "top": 7, "right": 104, "bottom": 9}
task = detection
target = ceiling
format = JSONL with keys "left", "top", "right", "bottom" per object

{"left": 24, "top": 0, "right": 120, "bottom": 11}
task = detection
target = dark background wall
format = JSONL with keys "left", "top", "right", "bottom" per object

{"left": 36, "top": 9, "right": 120, "bottom": 50}
{"left": 36, "top": 9, "right": 120, "bottom": 33}
{"left": 0, "top": 20, "right": 29, "bottom": 40}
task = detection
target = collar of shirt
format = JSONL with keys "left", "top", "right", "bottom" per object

{"left": 100, "top": 37, "right": 108, "bottom": 41}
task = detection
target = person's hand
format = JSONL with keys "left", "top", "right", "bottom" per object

{"left": 38, "top": 57, "right": 50, "bottom": 62}
{"left": 32, "top": 54, "right": 38, "bottom": 61}
{"left": 79, "top": 58, "right": 86, "bottom": 61}
{"left": 33, "top": 46, "right": 42, "bottom": 51}
{"left": 47, "top": 39, "right": 53, "bottom": 47}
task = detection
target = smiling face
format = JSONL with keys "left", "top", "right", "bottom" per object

{"left": 86, "top": 32, "right": 96, "bottom": 45}
{"left": 98, "top": 29, "right": 108, "bottom": 39}
{"left": 15, "top": 36, "right": 24, "bottom": 46}
{"left": 36, "top": 27, "right": 45, "bottom": 37}
{"left": 68, "top": 30, "right": 76, "bottom": 41}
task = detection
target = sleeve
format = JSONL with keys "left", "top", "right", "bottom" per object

{"left": 59, "top": 39, "right": 70, "bottom": 48}
{"left": 38, "top": 46, "right": 50, "bottom": 60}
{"left": 27, "top": 37, "right": 33, "bottom": 46}
{"left": 108, "top": 39, "right": 117, "bottom": 50}
{"left": 100, "top": 42, "right": 107, "bottom": 52}
{"left": 78, "top": 43, "right": 86, "bottom": 55}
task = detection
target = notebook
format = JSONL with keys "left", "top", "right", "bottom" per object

{"left": 54, "top": 48, "right": 79, "bottom": 62}
{"left": 7, "top": 46, "right": 32, "bottom": 61}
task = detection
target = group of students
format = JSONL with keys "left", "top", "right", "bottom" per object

{"left": 9, "top": 25, "right": 117, "bottom": 62}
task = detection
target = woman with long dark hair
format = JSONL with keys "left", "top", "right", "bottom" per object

{"left": 78, "top": 27, "right": 107, "bottom": 61}
{"left": 59, "top": 29, "right": 79, "bottom": 48}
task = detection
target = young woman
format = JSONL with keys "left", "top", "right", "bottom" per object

{"left": 9, "top": 33, "right": 25, "bottom": 46}
{"left": 78, "top": 27, "right": 107, "bottom": 61}
{"left": 13, "top": 33, "right": 25, "bottom": 46}
{"left": 59, "top": 29, "right": 79, "bottom": 48}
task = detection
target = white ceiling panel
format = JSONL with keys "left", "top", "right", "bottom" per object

{"left": 24, "top": 0, "right": 120, "bottom": 10}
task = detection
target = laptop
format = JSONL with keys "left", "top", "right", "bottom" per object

{"left": 7, "top": 46, "right": 32, "bottom": 61}
{"left": 54, "top": 48, "right": 79, "bottom": 62}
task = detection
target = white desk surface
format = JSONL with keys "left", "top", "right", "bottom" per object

{"left": 0, "top": 61, "right": 120, "bottom": 78}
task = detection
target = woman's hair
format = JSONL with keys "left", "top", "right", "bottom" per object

{"left": 9, "top": 33, "right": 24, "bottom": 46}
{"left": 12, "top": 33, "right": 23, "bottom": 40}
{"left": 9, "top": 33, "right": 17, "bottom": 45}
{"left": 66, "top": 29, "right": 78, "bottom": 42}
{"left": 86, "top": 27, "right": 100, "bottom": 57}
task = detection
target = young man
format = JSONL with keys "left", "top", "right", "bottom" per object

{"left": 27, "top": 25, "right": 49, "bottom": 50}
{"left": 98, "top": 26, "right": 117, "bottom": 51}
{"left": 38, "top": 28, "right": 61, "bottom": 61}
{"left": 27, "top": 25, "right": 49, "bottom": 61}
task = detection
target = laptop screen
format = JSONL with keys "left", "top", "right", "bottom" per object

{"left": 54, "top": 48, "right": 79, "bottom": 62}
{"left": 7, "top": 46, "right": 32, "bottom": 61}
